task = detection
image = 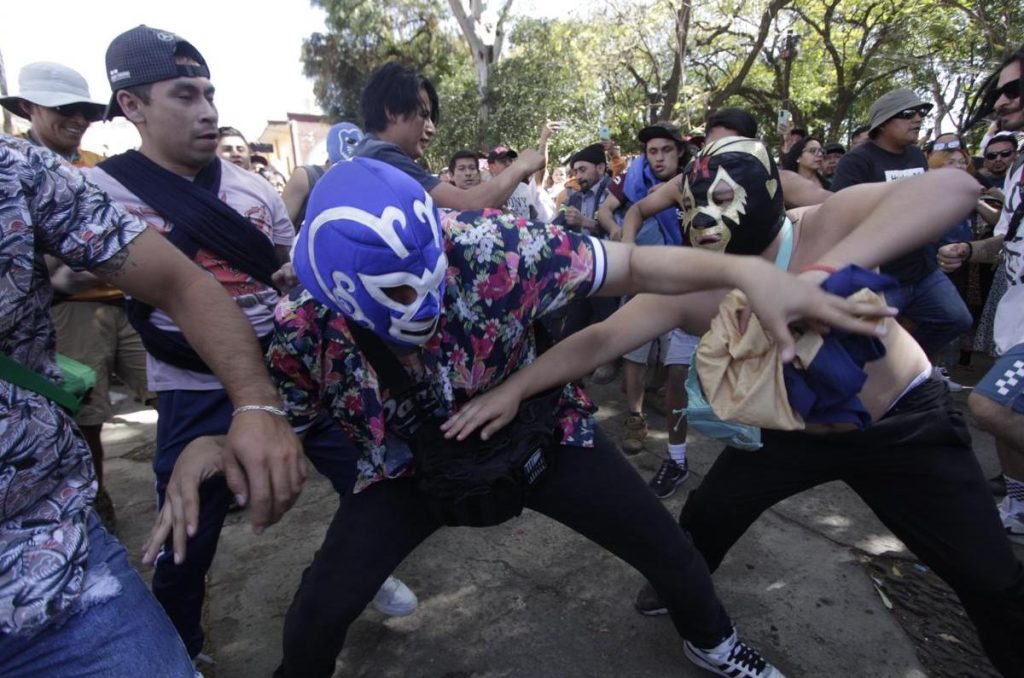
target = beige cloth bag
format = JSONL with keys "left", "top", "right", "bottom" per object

{"left": 695, "top": 287, "right": 885, "bottom": 430}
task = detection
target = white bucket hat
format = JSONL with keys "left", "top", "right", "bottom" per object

{"left": 0, "top": 62, "right": 106, "bottom": 119}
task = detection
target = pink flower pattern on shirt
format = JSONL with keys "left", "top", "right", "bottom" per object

{"left": 269, "top": 210, "right": 605, "bottom": 492}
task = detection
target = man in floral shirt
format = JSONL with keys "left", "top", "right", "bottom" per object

{"left": 0, "top": 135, "right": 302, "bottom": 675}
{"left": 228, "top": 156, "right": 889, "bottom": 678}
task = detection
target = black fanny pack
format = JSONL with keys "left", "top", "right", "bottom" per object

{"left": 349, "top": 324, "right": 560, "bottom": 527}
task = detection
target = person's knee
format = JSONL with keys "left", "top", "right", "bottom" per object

{"left": 970, "top": 391, "right": 1009, "bottom": 435}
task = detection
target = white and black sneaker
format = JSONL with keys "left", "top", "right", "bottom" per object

{"left": 684, "top": 630, "right": 785, "bottom": 678}
{"left": 648, "top": 459, "right": 689, "bottom": 499}
{"left": 998, "top": 496, "right": 1024, "bottom": 545}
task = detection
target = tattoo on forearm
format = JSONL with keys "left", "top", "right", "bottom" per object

{"left": 93, "top": 245, "right": 132, "bottom": 278}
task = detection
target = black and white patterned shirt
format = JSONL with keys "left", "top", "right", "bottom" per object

{"left": 0, "top": 136, "right": 146, "bottom": 634}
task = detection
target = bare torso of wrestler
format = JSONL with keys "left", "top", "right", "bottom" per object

{"left": 675, "top": 201, "right": 930, "bottom": 434}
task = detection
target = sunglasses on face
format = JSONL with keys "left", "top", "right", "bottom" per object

{"left": 51, "top": 103, "right": 103, "bottom": 123}
{"left": 932, "top": 139, "right": 961, "bottom": 151}
{"left": 893, "top": 107, "right": 929, "bottom": 120}
{"left": 994, "top": 78, "right": 1021, "bottom": 101}
{"left": 985, "top": 149, "right": 1015, "bottom": 160}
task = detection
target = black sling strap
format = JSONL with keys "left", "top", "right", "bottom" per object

{"left": 99, "top": 151, "right": 280, "bottom": 372}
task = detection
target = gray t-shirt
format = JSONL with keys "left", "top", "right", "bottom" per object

{"left": 354, "top": 135, "right": 441, "bottom": 192}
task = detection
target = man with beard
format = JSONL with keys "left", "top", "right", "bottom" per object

{"left": 554, "top": 143, "right": 612, "bottom": 236}
{"left": 545, "top": 142, "right": 620, "bottom": 344}
{"left": 595, "top": 122, "right": 698, "bottom": 495}
{"left": 444, "top": 135, "right": 1024, "bottom": 677}
{"left": 939, "top": 45, "right": 1024, "bottom": 545}
{"left": 980, "top": 131, "right": 1020, "bottom": 188}
{"left": 832, "top": 88, "right": 972, "bottom": 375}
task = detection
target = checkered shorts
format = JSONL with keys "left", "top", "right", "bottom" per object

{"left": 975, "top": 343, "right": 1024, "bottom": 414}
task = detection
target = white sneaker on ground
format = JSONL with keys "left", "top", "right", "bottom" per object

{"left": 192, "top": 652, "right": 214, "bottom": 678}
{"left": 684, "top": 630, "right": 785, "bottom": 678}
{"left": 372, "top": 575, "right": 418, "bottom": 616}
{"left": 998, "top": 496, "right": 1024, "bottom": 544}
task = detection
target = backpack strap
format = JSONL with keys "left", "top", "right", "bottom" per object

{"left": 0, "top": 353, "right": 82, "bottom": 414}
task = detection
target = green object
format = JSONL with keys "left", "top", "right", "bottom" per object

{"left": 0, "top": 352, "right": 96, "bottom": 415}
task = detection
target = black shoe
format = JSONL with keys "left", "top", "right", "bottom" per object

{"left": 648, "top": 459, "right": 689, "bottom": 499}
{"left": 990, "top": 473, "right": 1007, "bottom": 497}
{"left": 634, "top": 581, "right": 668, "bottom": 616}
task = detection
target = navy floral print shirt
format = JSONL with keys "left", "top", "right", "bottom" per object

{"left": 269, "top": 210, "right": 608, "bottom": 492}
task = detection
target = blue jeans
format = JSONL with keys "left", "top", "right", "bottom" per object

{"left": 153, "top": 390, "right": 360, "bottom": 657}
{"left": 0, "top": 512, "right": 194, "bottom": 677}
{"left": 884, "top": 268, "right": 973, "bottom": 357}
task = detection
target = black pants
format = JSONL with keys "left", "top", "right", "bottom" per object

{"left": 276, "top": 427, "right": 732, "bottom": 678}
{"left": 152, "top": 392, "right": 357, "bottom": 658}
{"left": 542, "top": 295, "right": 620, "bottom": 342}
{"left": 680, "top": 379, "right": 1024, "bottom": 677}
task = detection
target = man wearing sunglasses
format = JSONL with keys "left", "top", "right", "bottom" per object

{"left": 2, "top": 61, "right": 149, "bottom": 530}
{"left": 940, "top": 45, "right": 1024, "bottom": 545}
{"left": 833, "top": 88, "right": 973, "bottom": 374}
{"left": 981, "top": 132, "right": 1019, "bottom": 187}
{"left": 0, "top": 62, "right": 105, "bottom": 167}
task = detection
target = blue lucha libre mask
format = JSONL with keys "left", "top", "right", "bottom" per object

{"left": 326, "top": 122, "right": 364, "bottom": 164}
{"left": 294, "top": 157, "right": 448, "bottom": 347}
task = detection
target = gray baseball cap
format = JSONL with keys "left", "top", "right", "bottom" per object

{"left": 104, "top": 25, "right": 210, "bottom": 120}
{"left": 868, "top": 88, "right": 933, "bottom": 133}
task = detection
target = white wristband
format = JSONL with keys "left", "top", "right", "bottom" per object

{"left": 232, "top": 404, "right": 288, "bottom": 417}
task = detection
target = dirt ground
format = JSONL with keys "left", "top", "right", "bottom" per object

{"left": 101, "top": 360, "right": 1020, "bottom": 677}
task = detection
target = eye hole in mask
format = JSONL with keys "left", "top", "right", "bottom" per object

{"left": 707, "top": 167, "right": 747, "bottom": 222}
{"left": 383, "top": 285, "right": 418, "bottom": 305}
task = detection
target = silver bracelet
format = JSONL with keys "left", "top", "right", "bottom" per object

{"left": 232, "top": 404, "right": 288, "bottom": 417}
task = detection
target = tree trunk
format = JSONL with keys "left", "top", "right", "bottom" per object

{"left": 447, "top": 0, "right": 515, "bottom": 126}
{"left": 657, "top": 0, "right": 691, "bottom": 123}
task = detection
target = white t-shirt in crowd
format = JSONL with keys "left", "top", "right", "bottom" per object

{"left": 505, "top": 181, "right": 535, "bottom": 220}
{"left": 85, "top": 159, "right": 294, "bottom": 391}
{"left": 994, "top": 157, "right": 1024, "bottom": 355}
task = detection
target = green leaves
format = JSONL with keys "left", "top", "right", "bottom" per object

{"left": 301, "top": 0, "right": 1024, "bottom": 167}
